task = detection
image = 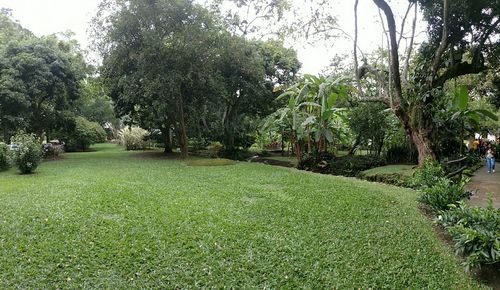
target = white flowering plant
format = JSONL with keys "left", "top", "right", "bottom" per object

{"left": 11, "top": 132, "right": 42, "bottom": 174}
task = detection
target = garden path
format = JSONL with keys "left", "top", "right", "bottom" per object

{"left": 466, "top": 163, "right": 500, "bottom": 208}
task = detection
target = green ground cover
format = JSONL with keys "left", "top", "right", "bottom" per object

{"left": 264, "top": 156, "right": 298, "bottom": 166}
{"left": 0, "top": 144, "right": 483, "bottom": 288}
{"left": 361, "top": 165, "right": 417, "bottom": 177}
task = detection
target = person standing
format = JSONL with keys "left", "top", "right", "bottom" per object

{"left": 486, "top": 144, "right": 496, "bottom": 173}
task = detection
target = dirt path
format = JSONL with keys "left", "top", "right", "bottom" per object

{"left": 466, "top": 163, "right": 500, "bottom": 208}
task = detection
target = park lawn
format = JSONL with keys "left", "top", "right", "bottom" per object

{"left": 361, "top": 164, "right": 417, "bottom": 177}
{"left": 0, "top": 144, "right": 483, "bottom": 289}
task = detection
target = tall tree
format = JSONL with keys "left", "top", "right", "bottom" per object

{"left": 93, "top": 0, "right": 222, "bottom": 157}
{"left": 0, "top": 30, "right": 87, "bottom": 141}
{"left": 354, "top": 0, "right": 500, "bottom": 164}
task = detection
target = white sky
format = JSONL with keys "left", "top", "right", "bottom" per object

{"left": 0, "top": 0, "right": 427, "bottom": 75}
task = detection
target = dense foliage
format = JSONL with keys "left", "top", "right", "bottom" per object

{"left": 0, "top": 142, "right": 11, "bottom": 171}
{"left": 93, "top": 0, "right": 299, "bottom": 157}
{"left": 65, "top": 117, "right": 107, "bottom": 152}
{"left": 119, "top": 126, "right": 149, "bottom": 151}
{"left": 418, "top": 177, "right": 471, "bottom": 211}
{"left": 438, "top": 202, "right": 500, "bottom": 271}
{"left": 298, "top": 153, "right": 386, "bottom": 177}
{"left": 10, "top": 132, "right": 42, "bottom": 174}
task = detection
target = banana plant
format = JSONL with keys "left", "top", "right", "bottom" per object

{"left": 450, "top": 85, "right": 498, "bottom": 155}
{"left": 262, "top": 74, "right": 351, "bottom": 162}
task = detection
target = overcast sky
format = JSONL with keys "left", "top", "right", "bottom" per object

{"left": 0, "top": 0, "right": 427, "bottom": 74}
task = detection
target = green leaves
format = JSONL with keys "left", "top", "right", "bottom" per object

{"left": 453, "top": 85, "right": 469, "bottom": 111}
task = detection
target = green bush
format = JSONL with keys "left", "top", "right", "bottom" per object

{"left": 298, "top": 153, "right": 386, "bottom": 177}
{"left": 42, "top": 143, "right": 64, "bottom": 159}
{"left": 418, "top": 177, "right": 471, "bottom": 212}
{"left": 206, "top": 141, "right": 223, "bottom": 158}
{"left": 411, "top": 159, "right": 445, "bottom": 189}
{"left": 359, "top": 173, "right": 412, "bottom": 187}
{"left": 0, "top": 142, "right": 11, "bottom": 171}
{"left": 119, "top": 126, "right": 148, "bottom": 150}
{"left": 65, "top": 117, "right": 107, "bottom": 151}
{"left": 438, "top": 201, "right": 500, "bottom": 271}
{"left": 11, "top": 132, "right": 42, "bottom": 174}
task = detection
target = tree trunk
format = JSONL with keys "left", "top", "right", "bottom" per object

{"left": 222, "top": 106, "right": 235, "bottom": 151}
{"left": 177, "top": 99, "right": 188, "bottom": 158}
{"left": 348, "top": 135, "right": 361, "bottom": 155}
{"left": 161, "top": 127, "right": 173, "bottom": 154}
{"left": 411, "top": 128, "right": 436, "bottom": 165}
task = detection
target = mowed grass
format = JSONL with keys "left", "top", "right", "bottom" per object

{"left": 0, "top": 144, "right": 483, "bottom": 288}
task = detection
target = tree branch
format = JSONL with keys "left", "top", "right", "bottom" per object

{"left": 372, "top": 0, "right": 402, "bottom": 105}
{"left": 397, "top": 2, "right": 413, "bottom": 48}
{"left": 353, "top": 0, "right": 364, "bottom": 98}
{"left": 434, "top": 60, "right": 487, "bottom": 88}
{"left": 428, "top": 0, "right": 449, "bottom": 88}
{"left": 402, "top": 3, "right": 417, "bottom": 86}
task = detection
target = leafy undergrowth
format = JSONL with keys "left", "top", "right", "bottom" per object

{"left": 0, "top": 144, "right": 484, "bottom": 288}
{"left": 184, "top": 158, "right": 236, "bottom": 166}
{"left": 358, "top": 165, "right": 416, "bottom": 187}
{"left": 361, "top": 165, "right": 416, "bottom": 177}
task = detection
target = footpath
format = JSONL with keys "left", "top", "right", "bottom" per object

{"left": 466, "top": 163, "right": 500, "bottom": 208}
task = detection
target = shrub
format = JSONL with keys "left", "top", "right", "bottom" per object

{"left": 418, "top": 177, "right": 471, "bottom": 212}
{"left": 437, "top": 201, "right": 500, "bottom": 271}
{"left": 359, "top": 172, "right": 412, "bottom": 187}
{"left": 65, "top": 117, "right": 107, "bottom": 151}
{"left": 189, "top": 138, "right": 209, "bottom": 151}
{"left": 385, "top": 144, "right": 418, "bottom": 164}
{"left": 298, "top": 153, "right": 386, "bottom": 177}
{"left": 206, "top": 141, "right": 223, "bottom": 158}
{"left": 42, "top": 143, "right": 64, "bottom": 159}
{"left": 411, "top": 158, "right": 445, "bottom": 189}
{"left": 0, "top": 142, "right": 11, "bottom": 171}
{"left": 119, "top": 126, "right": 148, "bottom": 150}
{"left": 11, "top": 132, "right": 42, "bottom": 174}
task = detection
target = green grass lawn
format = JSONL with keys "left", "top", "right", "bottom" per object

{"left": 0, "top": 144, "right": 483, "bottom": 288}
{"left": 361, "top": 164, "right": 417, "bottom": 177}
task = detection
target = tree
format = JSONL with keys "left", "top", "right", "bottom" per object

{"left": 347, "top": 102, "right": 389, "bottom": 156}
{"left": 263, "top": 74, "right": 350, "bottom": 162}
{"left": 354, "top": 0, "right": 500, "bottom": 164}
{"left": 94, "top": 0, "right": 300, "bottom": 156}
{"left": 0, "top": 32, "right": 87, "bottom": 141}
{"left": 94, "top": 0, "right": 225, "bottom": 157}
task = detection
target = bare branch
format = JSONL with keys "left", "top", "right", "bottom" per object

{"left": 372, "top": 0, "right": 403, "bottom": 105}
{"left": 428, "top": 0, "right": 449, "bottom": 87}
{"left": 402, "top": 2, "right": 417, "bottom": 86}
{"left": 397, "top": 2, "right": 413, "bottom": 48}
{"left": 377, "top": 8, "right": 392, "bottom": 106}
{"left": 353, "top": 0, "right": 364, "bottom": 98}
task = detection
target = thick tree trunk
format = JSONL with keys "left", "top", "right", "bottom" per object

{"left": 161, "top": 127, "right": 173, "bottom": 154}
{"left": 177, "top": 99, "right": 188, "bottom": 158}
{"left": 222, "top": 106, "right": 235, "bottom": 151}
{"left": 411, "top": 129, "right": 436, "bottom": 165}
{"left": 392, "top": 104, "right": 436, "bottom": 165}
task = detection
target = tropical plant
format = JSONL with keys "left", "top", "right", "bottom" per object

{"left": 438, "top": 201, "right": 500, "bottom": 271}
{"left": 418, "top": 176, "right": 471, "bottom": 212}
{"left": 450, "top": 85, "right": 498, "bottom": 155}
{"left": 262, "top": 75, "right": 351, "bottom": 162}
